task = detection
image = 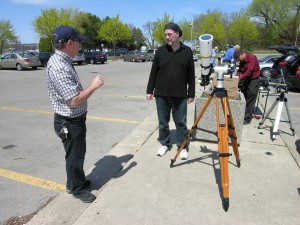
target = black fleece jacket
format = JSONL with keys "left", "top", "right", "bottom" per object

{"left": 146, "top": 42, "right": 195, "bottom": 98}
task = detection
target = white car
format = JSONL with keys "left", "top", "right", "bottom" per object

{"left": 193, "top": 54, "right": 198, "bottom": 61}
{"left": 258, "top": 55, "right": 281, "bottom": 78}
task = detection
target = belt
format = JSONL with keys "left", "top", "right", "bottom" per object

{"left": 55, "top": 113, "right": 86, "bottom": 123}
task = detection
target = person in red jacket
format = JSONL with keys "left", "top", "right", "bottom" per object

{"left": 234, "top": 50, "right": 260, "bottom": 125}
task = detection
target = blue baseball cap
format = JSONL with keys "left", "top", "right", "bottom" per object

{"left": 53, "top": 26, "right": 86, "bottom": 43}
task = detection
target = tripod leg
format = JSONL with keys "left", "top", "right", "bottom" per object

{"left": 170, "top": 95, "right": 213, "bottom": 167}
{"left": 259, "top": 99, "right": 278, "bottom": 127}
{"left": 284, "top": 100, "right": 295, "bottom": 135}
{"left": 272, "top": 101, "right": 283, "bottom": 140}
{"left": 217, "top": 97, "right": 230, "bottom": 212}
{"left": 225, "top": 97, "right": 241, "bottom": 168}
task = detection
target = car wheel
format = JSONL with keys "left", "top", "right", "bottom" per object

{"left": 77, "top": 62, "right": 82, "bottom": 65}
{"left": 16, "top": 63, "right": 23, "bottom": 71}
{"left": 261, "top": 68, "right": 271, "bottom": 78}
{"left": 90, "top": 59, "right": 94, "bottom": 64}
{"left": 142, "top": 60, "right": 145, "bottom": 62}
{"left": 32, "top": 67, "right": 37, "bottom": 70}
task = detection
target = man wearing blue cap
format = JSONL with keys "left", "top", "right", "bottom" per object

{"left": 46, "top": 26, "right": 104, "bottom": 203}
{"left": 146, "top": 22, "right": 195, "bottom": 160}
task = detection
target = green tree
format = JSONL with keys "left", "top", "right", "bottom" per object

{"left": 248, "top": 0, "right": 300, "bottom": 45}
{"left": 98, "top": 15, "right": 131, "bottom": 54}
{"left": 228, "top": 14, "right": 258, "bottom": 49}
{"left": 153, "top": 13, "right": 174, "bottom": 45}
{"left": 38, "top": 37, "right": 53, "bottom": 52}
{"left": 0, "top": 19, "right": 19, "bottom": 54}
{"left": 74, "top": 12, "right": 104, "bottom": 51}
{"left": 34, "top": 8, "right": 80, "bottom": 50}
{"left": 178, "top": 19, "right": 193, "bottom": 44}
{"left": 197, "top": 11, "right": 226, "bottom": 48}
{"left": 143, "top": 21, "right": 156, "bottom": 47}
{"left": 131, "top": 27, "right": 146, "bottom": 49}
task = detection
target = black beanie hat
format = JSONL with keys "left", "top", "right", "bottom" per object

{"left": 164, "top": 22, "right": 182, "bottom": 37}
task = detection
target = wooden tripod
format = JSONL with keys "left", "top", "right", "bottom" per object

{"left": 170, "top": 87, "right": 241, "bottom": 212}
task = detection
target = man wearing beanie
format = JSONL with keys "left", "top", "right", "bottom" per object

{"left": 146, "top": 22, "right": 195, "bottom": 160}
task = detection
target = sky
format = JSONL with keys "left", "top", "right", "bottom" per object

{"left": 0, "top": 0, "right": 252, "bottom": 44}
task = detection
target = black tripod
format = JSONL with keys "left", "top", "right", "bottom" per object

{"left": 258, "top": 91, "right": 295, "bottom": 141}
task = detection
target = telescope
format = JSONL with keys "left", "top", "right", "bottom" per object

{"left": 199, "top": 34, "right": 213, "bottom": 86}
{"left": 199, "top": 34, "right": 235, "bottom": 87}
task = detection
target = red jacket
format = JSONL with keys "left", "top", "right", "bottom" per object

{"left": 238, "top": 53, "right": 260, "bottom": 80}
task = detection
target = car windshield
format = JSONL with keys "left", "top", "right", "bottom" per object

{"left": 19, "top": 53, "right": 32, "bottom": 58}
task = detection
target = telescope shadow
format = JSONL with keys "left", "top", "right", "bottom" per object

{"left": 86, "top": 154, "right": 136, "bottom": 191}
{"left": 171, "top": 144, "right": 240, "bottom": 201}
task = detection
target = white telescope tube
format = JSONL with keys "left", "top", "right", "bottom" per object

{"left": 199, "top": 34, "right": 213, "bottom": 86}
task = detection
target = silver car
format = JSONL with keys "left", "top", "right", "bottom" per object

{"left": 146, "top": 49, "right": 157, "bottom": 61}
{"left": 123, "top": 51, "right": 147, "bottom": 62}
{"left": 0, "top": 53, "right": 41, "bottom": 71}
{"left": 72, "top": 49, "right": 85, "bottom": 65}
{"left": 258, "top": 55, "right": 281, "bottom": 78}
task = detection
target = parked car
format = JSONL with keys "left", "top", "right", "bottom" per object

{"left": 0, "top": 52, "right": 41, "bottom": 71}
{"left": 193, "top": 54, "right": 198, "bottom": 61}
{"left": 72, "top": 49, "right": 85, "bottom": 65}
{"left": 123, "top": 51, "right": 147, "bottom": 62}
{"left": 268, "top": 45, "right": 300, "bottom": 89}
{"left": 84, "top": 51, "right": 107, "bottom": 64}
{"left": 258, "top": 55, "right": 281, "bottom": 78}
{"left": 105, "top": 49, "right": 121, "bottom": 57}
{"left": 146, "top": 49, "right": 157, "bottom": 61}
{"left": 118, "top": 48, "right": 128, "bottom": 57}
{"left": 37, "top": 52, "right": 53, "bottom": 67}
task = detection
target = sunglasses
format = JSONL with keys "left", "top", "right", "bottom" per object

{"left": 71, "top": 39, "right": 82, "bottom": 43}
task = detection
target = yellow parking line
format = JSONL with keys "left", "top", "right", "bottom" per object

{"left": 87, "top": 115, "right": 141, "bottom": 124}
{"left": 0, "top": 106, "right": 142, "bottom": 124}
{"left": 1, "top": 106, "right": 53, "bottom": 115}
{"left": 94, "top": 93, "right": 145, "bottom": 99}
{"left": 0, "top": 168, "right": 65, "bottom": 192}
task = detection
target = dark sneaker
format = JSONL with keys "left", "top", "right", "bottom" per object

{"left": 243, "top": 120, "right": 251, "bottom": 125}
{"left": 73, "top": 191, "right": 96, "bottom": 203}
{"left": 66, "top": 180, "right": 92, "bottom": 194}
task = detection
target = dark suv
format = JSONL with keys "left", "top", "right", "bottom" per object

{"left": 84, "top": 51, "right": 107, "bottom": 64}
{"left": 37, "top": 52, "right": 52, "bottom": 67}
{"left": 268, "top": 45, "right": 300, "bottom": 89}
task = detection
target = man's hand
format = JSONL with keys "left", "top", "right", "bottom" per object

{"left": 187, "top": 98, "right": 194, "bottom": 104}
{"left": 91, "top": 75, "right": 104, "bottom": 89}
{"left": 67, "top": 75, "right": 104, "bottom": 107}
{"left": 146, "top": 94, "right": 153, "bottom": 101}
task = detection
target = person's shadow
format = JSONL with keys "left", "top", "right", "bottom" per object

{"left": 86, "top": 154, "right": 137, "bottom": 191}
{"left": 296, "top": 139, "right": 300, "bottom": 155}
